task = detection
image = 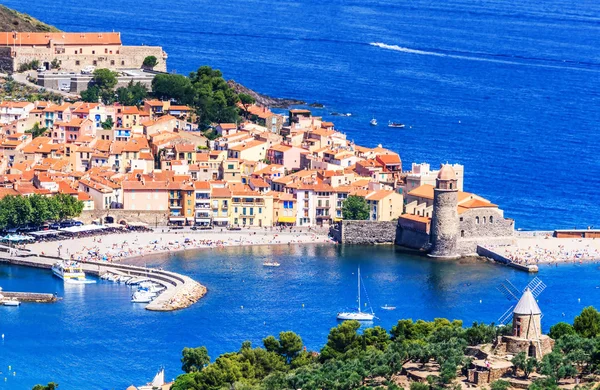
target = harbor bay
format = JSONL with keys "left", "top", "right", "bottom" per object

{"left": 1, "top": 244, "right": 600, "bottom": 389}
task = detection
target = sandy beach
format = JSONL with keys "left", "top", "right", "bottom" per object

{"left": 25, "top": 227, "right": 333, "bottom": 262}
{"left": 487, "top": 237, "right": 600, "bottom": 265}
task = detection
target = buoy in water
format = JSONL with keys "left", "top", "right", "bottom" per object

{"left": 479, "top": 300, "right": 482, "bottom": 303}
{"left": 302, "top": 303, "right": 305, "bottom": 308}
{"left": 240, "top": 305, "right": 243, "bottom": 309}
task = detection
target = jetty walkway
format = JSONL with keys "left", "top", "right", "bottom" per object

{"left": 0, "top": 247, "right": 206, "bottom": 311}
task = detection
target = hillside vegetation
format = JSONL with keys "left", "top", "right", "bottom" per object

{"left": 0, "top": 5, "right": 60, "bottom": 32}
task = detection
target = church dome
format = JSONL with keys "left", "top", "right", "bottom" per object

{"left": 437, "top": 164, "right": 456, "bottom": 181}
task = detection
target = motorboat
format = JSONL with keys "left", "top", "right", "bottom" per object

{"left": 263, "top": 262, "right": 281, "bottom": 267}
{"left": 381, "top": 305, "right": 396, "bottom": 311}
{"left": 388, "top": 121, "right": 405, "bottom": 128}
{"left": 370, "top": 118, "right": 378, "bottom": 126}
{"left": 52, "top": 261, "right": 95, "bottom": 284}
{"left": 2, "top": 300, "right": 20, "bottom": 306}
{"left": 131, "top": 290, "right": 154, "bottom": 303}
{"left": 337, "top": 267, "right": 375, "bottom": 321}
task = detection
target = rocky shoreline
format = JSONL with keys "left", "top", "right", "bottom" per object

{"left": 227, "top": 80, "right": 305, "bottom": 108}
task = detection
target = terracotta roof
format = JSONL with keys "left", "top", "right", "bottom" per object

{"left": 459, "top": 198, "right": 497, "bottom": 209}
{"left": 398, "top": 214, "right": 431, "bottom": 223}
{"left": 122, "top": 180, "right": 168, "bottom": 190}
{"left": 0, "top": 32, "right": 122, "bottom": 46}
{"left": 194, "top": 181, "right": 210, "bottom": 190}
{"left": 211, "top": 187, "right": 231, "bottom": 198}
{"left": 366, "top": 190, "right": 395, "bottom": 202}
{"left": 217, "top": 123, "right": 237, "bottom": 130}
{"left": 407, "top": 184, "right": 434, "bottom": 199}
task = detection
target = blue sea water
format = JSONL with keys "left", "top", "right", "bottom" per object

{"left": 2, "top": 245, "right": 600, "bottom": 389}
{"left": 1, "top": 0, "right": 600, "bottom": 388}
{"left": 3, "top": 0, "right": 600, "bottom": 229}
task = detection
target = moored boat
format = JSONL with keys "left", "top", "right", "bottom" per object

{"left": 263, "top": 262, "right": 281, "bottom": 267}
{"left": 337, "top": 267, "right": 375, "bottom": 321}
{"left": 131, "top": 290, "right": 154, "bottom": 303}
{"left": 2, "top": 300, "right": 20, "bottom": 306}
{"left": 370, "top": 118, "right": 378, "bottom": 126}
{"left": 388, "top": 121, "right": 405, "bottom": 128}
{"left": 52, "top": 261, "right": 95, "bottom": 284}
{"left": 381, "top": 304, "right": 396, "bottom": 310}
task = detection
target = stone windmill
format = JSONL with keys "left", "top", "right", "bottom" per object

{"left": 496, "top": 277, "right": 553, "bottom": 358}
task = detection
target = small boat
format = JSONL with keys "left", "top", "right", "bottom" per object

{"left": 337, "top": 267, "right": 375, "bottom": 321}
{"left": 263, "top": 262, "right": 280, "bottom": 267}
{"left": 3, "top": 300, "right": 20, "bottom": 306}
{"left": 381, "top": 305, "right": 396, "bottom": 311}
{"left": 370, "top": 118, "right": 378, "bottom": 126}
{"left": 388, "top": 121, "right": 405, "bottom": 128}
{"left": 131, "top": 290, "right": 154, "bottom": 303}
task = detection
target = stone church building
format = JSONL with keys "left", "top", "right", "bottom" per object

{"left": 397, "top": 164, "right": 515, "bottom": 257}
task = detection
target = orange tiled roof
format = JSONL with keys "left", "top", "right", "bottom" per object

{"left": 0, "top": 32, "right": 122, "bottom": 46}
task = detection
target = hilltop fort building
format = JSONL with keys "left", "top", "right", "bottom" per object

{"left": 0, "top": 32, "right": 166, "bottom": 72}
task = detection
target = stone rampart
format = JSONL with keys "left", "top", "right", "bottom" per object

{"left": 395, "top": 226, "right": 430, "bottom": 250}
{"left": 330, "top": 220, "right": 397, "bottom": 245}
{"left": 80, "top": 210, "right": 169, "bottom": 226}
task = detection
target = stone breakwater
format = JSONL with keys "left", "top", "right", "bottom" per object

{"left": 0, "top": 250, "right": 206, "bottom": 311}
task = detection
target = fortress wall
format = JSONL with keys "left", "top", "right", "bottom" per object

{"left": 459, "top": 208, "right": 515, "bottom": 239}
{"left": 395, "top": 227, "right": 430, "bottom": 250}
{"left": 120, "top": 46, "right": 167, "bottom": 72}
{"left": 330, "top": 220, "right": 397, "bottom": 245}
{"left": 4, "top": 45, "right": 166, "bottom": 72}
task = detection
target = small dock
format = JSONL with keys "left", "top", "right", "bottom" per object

{"left": 0, "top": 250, "right": 206, "bottom": 311}
{"left": 0, "top": 291, "right": 58, "bottom": 303}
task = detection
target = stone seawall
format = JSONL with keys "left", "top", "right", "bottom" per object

{"left": 330, "top": 220, "right": 396, "bottom": 245}
{"left": 395, "top": 227, "right": 430, "bottom": 250}
{"left": 80, "top": 210, "right": 169, "bottom": 225}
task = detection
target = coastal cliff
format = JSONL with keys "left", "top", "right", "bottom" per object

{"left": 0, "top": 5, "right": 60, "bottom": 32}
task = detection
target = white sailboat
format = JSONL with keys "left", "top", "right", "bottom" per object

{"left": 337, "top": 267, "right": 375, "bottom": 321}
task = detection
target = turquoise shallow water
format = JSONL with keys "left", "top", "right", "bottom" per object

{"left": 1, "top": 244, "right": 600, "bottom": 389}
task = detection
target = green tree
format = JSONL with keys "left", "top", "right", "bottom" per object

{"left": 549, "top": 322, "right": 576, "bottom": 340}
{"left": 143, "top": 55, "right": 158, "bottom": 69}
{"left": 25, "top": 123, "right": 47, "bottom": 138}
{"left": 490, "top": 380, "right": 511, "bottom": 390}
{"left": 409, "top": 383, "right": 428, "bottom": 390}
{"left": 239, "top": 93, "right": 255, "bottom": 118}
{"left": 320, "top": 320, "right": 361, "bottom": 361}
{"left": 80, "top": 85, "right": 100, "bottom": 103}
{"left": 188, "top": 65, "right": 240, "bottom": 126}
{"left": 574, "top": 307, "right": 600, "bottom": 338}
{"left": 50, "top": 58, "right": 60, "bottom": 69}
{"left": 92, "top": 68, "right": 118, "bottom": 91}
{"left": 152, "top": 73, "right": 194, "bottom": 103}
{"left": 116, "top": 81, "right": 147, "bottom": 106}
{"left": 342, "top": 195, "right": 369, "bottom": 220}
{"left": 181, "top": 346, "right": 210, "bottom": 373}
{"left": 28, "top": 194, "right": 52, "bottom": 226}
{"left": 53, "top": 193, "right": 84, "bottom": 220}
{"left": 511, "top": 352, "right": 537, "bottom": 379}
{"left": 32, "top": 383, "right": 58, "bottom": 390}
{"left": 101, "top": 116, "right": 114, "bottom": 130}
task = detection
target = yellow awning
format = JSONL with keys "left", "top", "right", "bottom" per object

{"left": 278, "top": 216, "right": 296, "bottom": 223}
{"left": 334, "top": 217, "right": 343, "bottom": 222}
